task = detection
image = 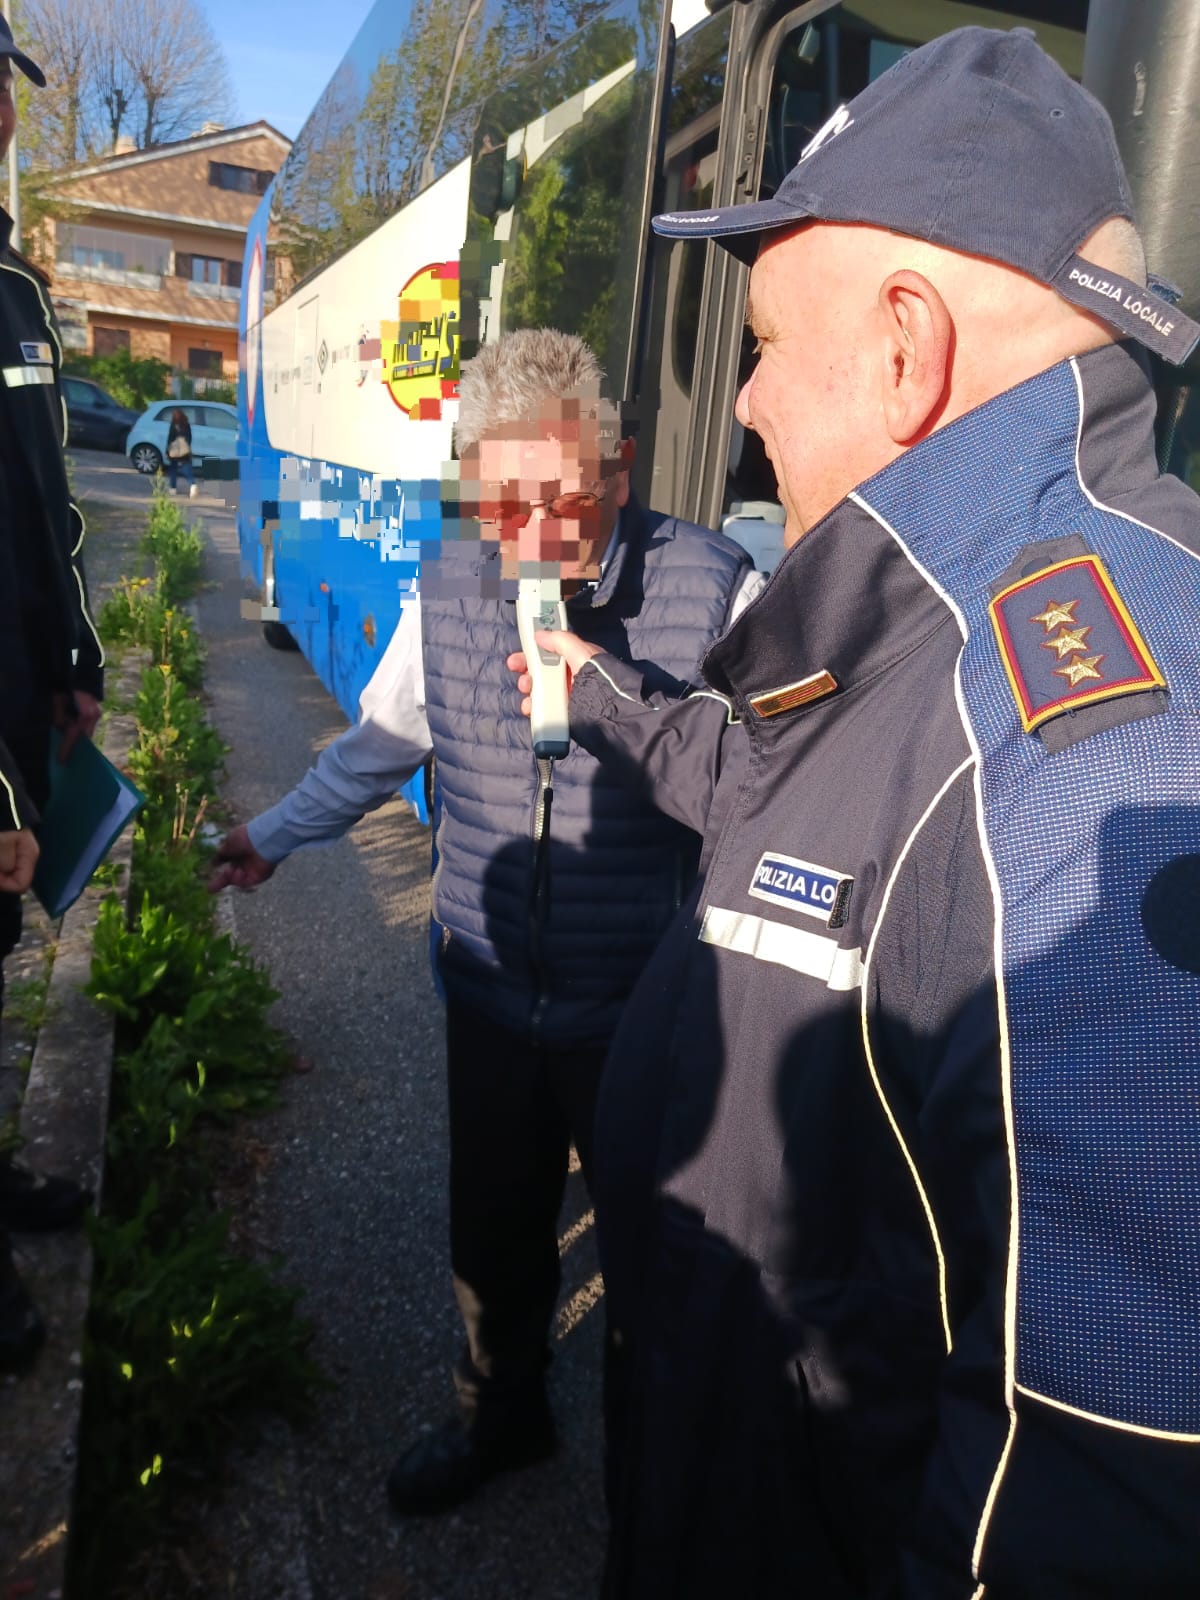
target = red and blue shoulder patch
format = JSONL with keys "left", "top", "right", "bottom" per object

{"left": 988, "top": 553, "right": 1165, "bottom": 734}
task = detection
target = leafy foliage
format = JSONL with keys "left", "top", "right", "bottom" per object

{"left": 77, "top": 1193, "right": 316, "bottom": 1587}
{"left": 140, "top": 490, "right": 205, "bottom": 605}
{"left": 74, "top": 480, "right": 318, "bottom": 1592}
{"left": 63, "top": 348, "right": 171, "bottom": 412}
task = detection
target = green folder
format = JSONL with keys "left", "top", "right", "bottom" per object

{"left": 32, "top": 733, "right": 146, "bottom": 919}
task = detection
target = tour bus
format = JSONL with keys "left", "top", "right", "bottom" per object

{"left": 237, "top": 0, "right": 1199, "bottom": 818}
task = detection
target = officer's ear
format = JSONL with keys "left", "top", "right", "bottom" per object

{"left": 877, "top": 270, "right": 953, "bottom": 446}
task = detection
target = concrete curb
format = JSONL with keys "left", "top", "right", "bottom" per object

{"left": 0, "top": 663, "right": 141, "bottom": 1598}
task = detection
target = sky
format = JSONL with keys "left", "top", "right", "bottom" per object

{"left": 202, "top": 0, "right": 375, "bottom": 140}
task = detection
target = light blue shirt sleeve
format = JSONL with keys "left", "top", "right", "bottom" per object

{"left": 729, "top": 567, "right": 767, "bottom": 622}
{"left": 246, "top": 597, "right": 432, "bottom": 863}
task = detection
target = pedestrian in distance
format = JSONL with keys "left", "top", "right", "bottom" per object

{"left": 513, "top": 27, "right": 1200, "bottom": 1598}
{"left": 0, "top": 17, "right": 101, "bottom": 1372}
{"left": 209, "top": 327, "right": 762, "bottom": 1516}
{"left": 166, "top": 405, "right": 197, "bottom": 497}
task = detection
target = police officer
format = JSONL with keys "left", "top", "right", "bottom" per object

{"left": 517, "top": 28, "right": 1200, "bottom": 1598}
{"left": 1, "top": 18, "right": 102, "bottom": 1369}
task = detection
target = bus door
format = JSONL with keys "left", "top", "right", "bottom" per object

{"left": 649, "top": 0, "right": 1087, "bottom": 563}
{"left": 460, "top": 0, "right": 672, "bottom": 406}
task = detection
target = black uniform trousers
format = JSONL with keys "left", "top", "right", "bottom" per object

{"left": 444, "top": 996, "right": 608, "bottom": 1423}
{"left": 0, "top": 714, "right": 50, "bottom": 1013}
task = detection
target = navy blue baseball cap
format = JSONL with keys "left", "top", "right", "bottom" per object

{"left": 652, "top": 26, "right": 1200, "bottom": 366}
{"left": 0, "top": 14, "right": 45, "bottom": 89}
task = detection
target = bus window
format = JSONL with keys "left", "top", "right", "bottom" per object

{"left": 641, "top": 8, "right": 731, "bottom": 513}
{"left": 719, "top": 0, "right": 1088, "bottom": 536}
{"left": 270, "top": 0, "right": 613, "bottom": 301}
{"left": 465, "top": 0, "right": 667, "bottom": 397}
{"left": 665, "top": 10, "right": 732, "bottom": 400}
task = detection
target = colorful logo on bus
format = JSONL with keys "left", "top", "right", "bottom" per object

{"left": 381, "top": 261, "right": 460, "bottom": 420}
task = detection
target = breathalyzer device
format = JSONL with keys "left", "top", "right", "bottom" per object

{"left": 516, "top": 576, "right": 570, "bottom": 759}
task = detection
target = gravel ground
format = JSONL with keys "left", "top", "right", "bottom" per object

{"left": 183, "top": 497, "right": 608, "bottom": 1597}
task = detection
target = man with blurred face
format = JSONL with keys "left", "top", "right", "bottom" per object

{"left": 0, "top": 16, "right": 103, "bottom": 1371}
{"left": 517, "top": 28, "right": 1200, "bottom": 1598}
{"left": 483, "top": 400, "right": 626, "bottom": 587}
{"left": 211, "top": 328, "right": 760, "bottom": 1515}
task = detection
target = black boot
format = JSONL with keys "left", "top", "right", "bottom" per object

{"left": 0, "top": 1231, "right": 45, "bottom": 1370}
{"left": 0, "top": 1158, "right": 92, "bottom": 1231}
{"left": 386, "top": 1393, "right": 557, "bottom": 1516}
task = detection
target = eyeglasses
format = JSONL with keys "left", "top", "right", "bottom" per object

{"left": 528, "top": 488, "right": 607, "bottom": 518}
{"left": 472, "top": 481, "right": 609, "bottom": 528}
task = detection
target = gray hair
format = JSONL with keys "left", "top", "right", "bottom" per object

{"left": 455, "top": 328, "right": 613, "bottom": 455}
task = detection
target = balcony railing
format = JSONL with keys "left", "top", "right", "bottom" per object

{"left": 186, "top": 280, "right": 241, "bottom": 302}
{"left": 57, "top": 260, "right": 164, "bottom": 291}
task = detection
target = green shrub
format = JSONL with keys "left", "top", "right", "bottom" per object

{"left": 127, "top": 666, "right": 226, "bottom": 807}
{"left": 63, "top": 348, "right": 171, "bottom": 412}
{"left": 75, "top": 469, "right": 318, "bottom": 1594}
{"left": 76, "top": 1191, "right": 317, "bottom": 1588}
{"left": 99, "top": 577, "right": 204, "bottom": 691}
{"left": 141, "top": 490, "right": 204, "bottom": 606}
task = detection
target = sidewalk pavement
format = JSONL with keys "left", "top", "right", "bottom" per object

{"left": 0, "top": 660, "right": 140, "bottom": 1598}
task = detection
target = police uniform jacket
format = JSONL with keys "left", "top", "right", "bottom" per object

{"left": 0, "top": 208, "right": 104, "bottom": 831}
{"left": 571, "top": 341, "right": 1200, "bottom": 1598}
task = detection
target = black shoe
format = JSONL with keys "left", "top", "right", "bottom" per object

{"left": 0, "top": 1240, "right": 45, "bottom": 1370}
{"left": 387, "top": 1407, "right": 557, "bottom": 1516}
{"left": 0, "top": 1160, "right": 92, "bottom": 1232}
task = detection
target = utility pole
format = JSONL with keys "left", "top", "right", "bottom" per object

{"left": 1, "top": 0, "right": 19, "bottom": 249}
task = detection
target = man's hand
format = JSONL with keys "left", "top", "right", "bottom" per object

{"left": 52, "top": 690, "right": 102, "bottom": 763}
{"left": 0, "top": 830, "right": 39, "bottom": 894}
{"left": 506, "top": 630, "right": 602, "bottom": 718}
{"left": 208, "top": 824, "right": 277, "bottom": 892}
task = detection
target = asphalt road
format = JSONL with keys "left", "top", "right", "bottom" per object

{"left": 74, "top": 449, "right": 608, "bottom": 1599}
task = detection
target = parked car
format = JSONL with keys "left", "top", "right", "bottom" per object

{"left": 126, "top": 400, "right": 240, "bottom": 476}
{"left": 63, "top": 376, "right": 139, "bottom": 452}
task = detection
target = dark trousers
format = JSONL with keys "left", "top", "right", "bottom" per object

{"left": 0, "top": 717, "right": 50, "bottom": 1012}
{"left": 445, "top": 997, "right": 608, "bottom": 1423}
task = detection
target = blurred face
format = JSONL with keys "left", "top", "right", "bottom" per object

{"left": 0, "top": 65, "right": 15, "bottom": 165}
{"left": 467, "top": 404, "right": 630, "bottom": 588}
{"left": 735, "top": 224, "right": 886, "bottom": 544}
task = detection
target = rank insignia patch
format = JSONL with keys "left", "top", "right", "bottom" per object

{"left": 749, "top": 852, "right": 853, "bottom": 927}
{"left": 989, "top": 554, "right": 1165, "bottom": 733}
{"left": 749, "top": 670, "right": 837, "bottom": 718}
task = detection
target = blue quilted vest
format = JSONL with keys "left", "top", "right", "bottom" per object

{"left": 420, "top": 496, "right": 752, "bottom": 1046}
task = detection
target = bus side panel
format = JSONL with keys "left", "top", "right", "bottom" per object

{"left": 239, "top": 167, "right": 472, "bottom": 820}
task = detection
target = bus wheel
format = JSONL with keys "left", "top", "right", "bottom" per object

{"left": 262, "top": 621, "right": 300, "bottom": 651}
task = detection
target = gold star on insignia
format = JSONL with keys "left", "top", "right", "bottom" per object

{"left": 1041, "top": 623, "right": 1092, "bottom": 660}
{"left": 1031, "top": 598, "right": 1080, "bottom": 632}
{"left": 1054, "top": 652, "right": 1105, "bottom": 688}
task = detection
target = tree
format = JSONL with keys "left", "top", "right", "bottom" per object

{"left": 116, "top": 0, "right": 235, "bottom": 149}
{"left": 14, "top": 0, "right": 96, "bottom": 167}
{"left": 18, "top": 0, "right": 236, "bottom": 158}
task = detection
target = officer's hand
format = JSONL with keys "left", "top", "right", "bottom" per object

{"left": 506, "top": 631, "right": 602, "bottom": 718}
{"left": 52, "top": 690, "right": 103, "bottom": 763}
{"left": 0, "top": 830, "right": 39, "bottom": 894}
{"left": 207, "top": 824, "right": 277, "bottom": 892}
